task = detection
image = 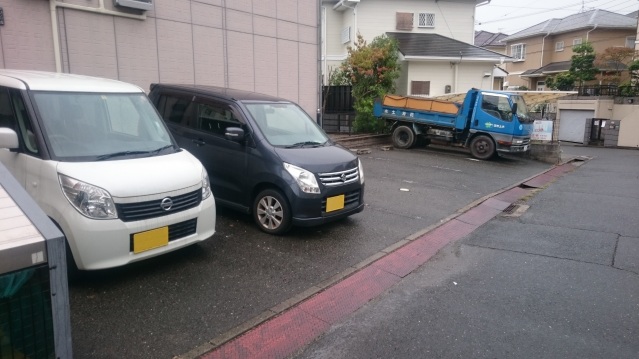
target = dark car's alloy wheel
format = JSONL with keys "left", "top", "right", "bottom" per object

{"left": 253, "top": 189, "right": 292, "bottom": 235}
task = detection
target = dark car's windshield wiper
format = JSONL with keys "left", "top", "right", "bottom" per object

{"left": 96, "top": 150, "right": 152, "bottom": 161}
{"left": 285, "top": 141, "right": 325, "bottom": 148}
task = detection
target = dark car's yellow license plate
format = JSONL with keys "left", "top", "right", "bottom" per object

{"left": 326, "top": 194, "right": 345, "bottom": 212}
{"left": 132, "top": 226, "right": 169, "bottom": 254}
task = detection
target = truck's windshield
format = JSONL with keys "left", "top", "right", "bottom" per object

{"left": 512, "top": 95, "right": 533, "bottom": 124}
{"left": 33, "top": 92, "right": 175, "bottom": 160}
{"left": 244, "top": 102, "right": 328, "bottom": 147}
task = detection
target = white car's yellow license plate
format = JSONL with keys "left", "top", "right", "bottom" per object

{"left": 326, "top": 194, "right": 345, "bottom": 213}
{"left": 132, "top": 226, "right": 169, "bottom": 254}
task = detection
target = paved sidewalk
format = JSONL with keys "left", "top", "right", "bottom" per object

{"left": 191, "top": 144, "right": 639, "bottom": 359}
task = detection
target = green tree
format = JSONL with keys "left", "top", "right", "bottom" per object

{"left": 569, "top": 42, "right": 598, "bottom": 87}
{"left": 339, "top": 33, "right": 401, "bottom": 133}
{"left": 594, "top": 47, "right": 637, "bottom": 84}
{"left": 545, "top": 72, "right": 575, "bottom": 91}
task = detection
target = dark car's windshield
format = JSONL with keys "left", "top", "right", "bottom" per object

{"left": 243, "top": 102, "right": 328, "bottom": 147}
{"left": 33, "top": 92, "right": 175, "bottom": 160}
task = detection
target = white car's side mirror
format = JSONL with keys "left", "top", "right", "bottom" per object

{"left": 0, "top": 128, "right": 19, "bottom": 149}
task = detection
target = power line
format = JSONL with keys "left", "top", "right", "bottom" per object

{"left": 476, "top": 0, "right": 638, "bottom": 33}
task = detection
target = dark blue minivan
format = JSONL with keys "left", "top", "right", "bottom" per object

{"left": 149, "top": 84, "right": 364, "bottom": 234}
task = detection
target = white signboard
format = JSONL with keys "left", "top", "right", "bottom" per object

{"left": 532, "top": 120, "right": 553, "bottom": 141}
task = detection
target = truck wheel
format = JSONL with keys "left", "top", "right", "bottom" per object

{"left": 392, "top": 126, "right": 415, "bottom": 149}
{"left": 470, "top": 135, "right": 496, "bottom": 160}
{"left": 253, "top": 189, "right": 292, "bottom": 235}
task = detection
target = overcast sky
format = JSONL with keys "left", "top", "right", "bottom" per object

{"left": 475, "top": 0, "right": 639, "bottom": 35}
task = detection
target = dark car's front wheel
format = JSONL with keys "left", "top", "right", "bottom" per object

{"left": 253, "top": 189, "right": 292, "bottom": 235}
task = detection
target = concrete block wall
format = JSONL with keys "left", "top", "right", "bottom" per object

{"left": 604, "top": 120, "right": 620, "bottom": 147}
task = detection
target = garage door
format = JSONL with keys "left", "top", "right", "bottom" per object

{"left": 559, "top": 110, "right": 593, "bottom": 143}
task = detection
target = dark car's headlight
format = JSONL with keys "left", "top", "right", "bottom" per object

{"left": 284, "top": 162, "right": 320, "bottom": 194}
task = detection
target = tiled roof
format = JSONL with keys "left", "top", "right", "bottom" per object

{"left": 474, "top": 31, "right": 509, "bottom": 47}
{"left": 504, "top": 9, "right": 637, "bottom": 42}
{"left": 521, "top": 61, "right": 571, "bottom": 77}
{"left": 387, "top": 32, "right": 508, "bottom": 61}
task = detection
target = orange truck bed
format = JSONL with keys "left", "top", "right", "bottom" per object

{"left": 382, "top": 95, "right": 459, "bottom": 115}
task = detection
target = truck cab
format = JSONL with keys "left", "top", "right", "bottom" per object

{"left": 468, "top": 91, "right": 533, "bottom": 157}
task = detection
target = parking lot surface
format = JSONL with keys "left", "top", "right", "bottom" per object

{"left": 69, "top": 146, "right": 551, "bottom": 358}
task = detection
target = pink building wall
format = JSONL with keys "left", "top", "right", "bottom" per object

{"left": 0, "top": 0, "right": 319, "bottom": 114}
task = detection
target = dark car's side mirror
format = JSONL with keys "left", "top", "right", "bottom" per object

{"left": 224, "top": 127, "right": 245, "bottom": 143}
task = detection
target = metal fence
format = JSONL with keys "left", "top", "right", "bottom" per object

{"left": 322, "top": 85, "right": 354, "bottom": 113}
{"left": 569, "top": 84, "right": 639, "bottom": 96}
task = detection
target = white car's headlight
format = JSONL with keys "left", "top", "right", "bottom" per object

{"left": 59, "top": 174, "right": 117, "bottom": 219}
{"left": 284, "top": 162, "right": 320, "bottom": 194}
{"left": 201, "top": 168, "right": 212, "bottom": 200}
{"left": 358, "top": 158, "right": 364, "bottom": 184}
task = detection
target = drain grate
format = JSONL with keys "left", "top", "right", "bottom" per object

{"left": 502, "top": 204, "right": 518, "bottom": 214}
{"left": 502, "top": 204, "right": 530, "bottom": 217}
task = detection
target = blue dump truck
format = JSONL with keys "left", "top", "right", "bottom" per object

{"left": 373, "top": 88, "right": 534, "bottom": 160}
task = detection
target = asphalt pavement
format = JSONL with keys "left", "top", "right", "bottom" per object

{"left": 198, "top": 144, "right": 639, "bottom": 358}
{"left": 69, "top": 141, "right": 551, "bottom": 359}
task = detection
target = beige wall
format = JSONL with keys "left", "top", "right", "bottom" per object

{"left": 0, "top": 0, "right": 320, "bottom": 115}
{"left": 614, "top": 104, "right": 639, "bottom": 148}
{"left": 557, "top": 99, "right": 639, "bottom": 147}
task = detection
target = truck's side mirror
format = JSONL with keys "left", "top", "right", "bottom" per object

{"left": 511, "top": 103, "right": 518, "bottom": 117}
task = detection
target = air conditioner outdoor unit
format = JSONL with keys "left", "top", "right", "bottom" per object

{"left": 114, "top": 0, "right": 153, "bottom": 11}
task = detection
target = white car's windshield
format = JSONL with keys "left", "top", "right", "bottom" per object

{"left": 33, "top": 92, "right": 175, "bottom": 160}
{"left": 243, "top": 102, "right": 328, "bottom": 147}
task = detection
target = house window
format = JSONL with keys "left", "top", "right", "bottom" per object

{"left": 341, "top": 26, "right": 351, "bottom": 44}
{"left": 511, "top": 43, "right": 526, "bottom": 61}
{"left": 418, "top": 13, "right": 435, "bottom": 28}
{"left": 411, "top": 81, "right": 430, "bottom": 96}
{"left": 573, "top": 38, "right": 582, "bottom": 46}
{"left": 396, "top": 12, "right": 413, "bottom": 31}
{"left": 555, "top": 41, "right": 564, "bottom": 51}
{"left": 626, "top": 36, "right": 636, "bottom": 49}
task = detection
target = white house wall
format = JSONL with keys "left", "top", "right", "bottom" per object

{"left": 354, "top": 0, "right": 475, "bottom": 44}
{"left": 406, "top": 61, "right": 496, "bottom": 96}
{"left": 456, "top": 64, "right": 496, "bottom": 94}
{"left": 322, "top": 0, "right": 485, "bottom": 86}
{"left": 0, "top": 0, "right": 319, "bottom": 115}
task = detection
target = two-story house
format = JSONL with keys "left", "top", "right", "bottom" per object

{"left": 474, "top": 30, "right": 509, "bottom": 90}
{"left": 322, "top": 0, "right": 509, "bottom": 97}
{"left": 502, "top": 9, "right": 637, "bottom": 91}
